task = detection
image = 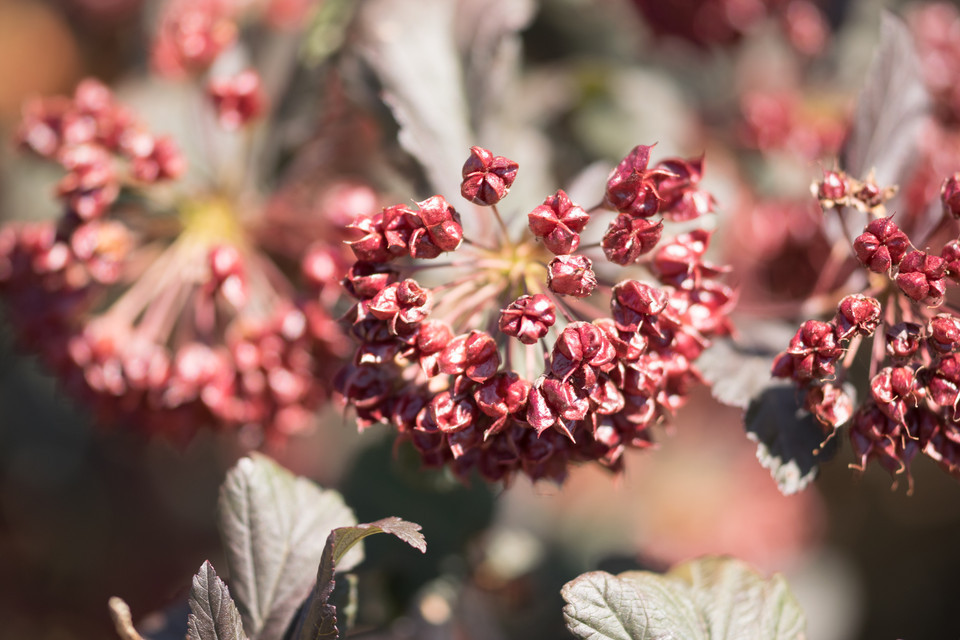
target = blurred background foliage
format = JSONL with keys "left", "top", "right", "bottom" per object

{"left": 3, "top": 0, "right": 960, "bottom": 639}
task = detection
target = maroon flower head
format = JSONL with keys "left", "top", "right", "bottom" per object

{"left": 528, "top": 190, "right": 589, "bottom": 255}
{"left": 853, "top": 217, "right": 910, "bottom": 273}
{"left": 460, "top": 146, "right": 519, "bottom": 206}
{"left": 547, "top": 255, "right": 597, "bottom": 297}
{"left": 498, "top": 294, "right": 556, "bottom": 345}
{"left": 885, "top": 322, "right": 923, "bottom": 361}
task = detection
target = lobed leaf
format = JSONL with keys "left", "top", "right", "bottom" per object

{"left": 217, "top": 453, "right": 360, "bottom": 640}
{"left": 293, "top": 518, "right": 426, "bottom": 640}
{"left": 187, "top": 561, "right": 248, "bottom": 640}
{"left": 668, "top": 557, "right": 807, "bottom": 640}
{"left": 697, "top": 320, "right": 798, "bottom": 409}
{"left": 744, "top": 384, "right": 838, "bottom": 496}
{"left": 562, "top": 570, "right": 706, "bottom": 640}
{"left": 562, "top": 558, "right": 807, "bottom": 640}
{"left": 842, "top": 12, "right": 930, "bottom": 188}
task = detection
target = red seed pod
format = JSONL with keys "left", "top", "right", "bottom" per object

{"left": 929, "top": 314, "right": 960, "bottom": 353}
{"left": 927, "top": 354, "right": 960, "bottom": 411}
{"left": 817, "top": 169, "right": 848, "bottom": 202}
{"left": 551, "top": 321, "right": 616, "bottom": 382}
{"left": 651, "top": 156, "right": 715, "bottom": 221}
{"left": 380, "top": 204, "right": 417, "bottom": 258}
{"left": 849, "top": 403, "right": 908, "bottom": 476}
{"left": 604, "top": 144, "right": 672, "bottom": 218}
{"left": 342, "top": 262, "right": 398, "bottom": 300}
{"left": 474, "top": 372, "right": 530, "bottom": 437}
{"left": 942, "top": 240, "right": 960, "bottom": 279}
{"left": 540, "top": 376, "right": 590, "bottom": 425}
{"left": 460, "top": 146, "right": 519, "bottom": 206}
{"left": 853, "top": 217, "right": 910, "bottom": 273}
{"left": 805, "top": 382, "right": 853, "bottom": 430}
{"left": 896, "top": 250, "right": 947, "bottom": 306}
{"left": 207, "top": 69, "right": 266, "bottom": 131}
{"left": 786, "top": 319, "right": 843, "bottom": 381}
{"left": 429, "top": 390, "right": 477, "bottom": 433}
{"left": 855, "top": 180, "right": 883, "bottom": 209}
{"left": 528, "top": 190, "right": 589, "bottom": 255}
{"left": 871, "top": 366, "right": 918, "bottom": 424}
{"left": 438, "top": 330, "right": 500, "bottom": 382}
{"left": 835, "top": 294, "right": 882, "bottom": 339}
{"left": 416, "top": 319, "right": 455, "bottom": 355}
{"left": 498, "top": 294, "right": 556, "bottom": 345}
{"left": 602, "top": 215, "right": 663, "bottom": 265}
{"left": 410, "top": 196, "right": 464, "bottom": 257}
{"left": 346, "top": 213, "right": 390, "bottom": 263}
{"left": 942, "top": 173, "right": 960, "bottom": 219}
{"left": 367, "top": 279, "right": 432, "bottom": 335}
{"left": 547, "top": 255, "right": 598, "bottom": 297}
{"left": 611, "top": 280, "right": 669, "bottom": 333}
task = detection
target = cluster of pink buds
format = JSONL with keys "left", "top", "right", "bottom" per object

{"left": 739, "top": 91, "right": 847, "bottom": 162}
{"left": 772, "top": 170, "right": 960, "bottom": 489}
{"left": 0, "top": 4, "right": 359, "bottom": 444}
{"left": 335, "top": 144, "right": 733, "bottom": 484}
{"left": 628, "top": 0, "right": 829, "bottom": 55}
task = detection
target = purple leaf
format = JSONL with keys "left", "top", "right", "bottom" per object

{"left": 842, "top": 12, "right": 930, "bottom": 188}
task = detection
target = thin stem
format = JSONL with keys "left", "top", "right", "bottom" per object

{"left": 463, "top": 237, "right": 496, "bottom": 252}
{"left": 490, "top": 204, "right": 512, "bottom": 249}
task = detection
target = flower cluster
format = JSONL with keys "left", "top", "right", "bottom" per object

{"left": 0, "top": 5, "right": 354, "bottom": 444}
{"left": 772, "top": 170, "right": 960, "bottom": 488}
{"left": 628, "top": 0, "right": 829, "bottom": 55}
{"left": 335, "top": 144, "right": 733, "bottom": 483}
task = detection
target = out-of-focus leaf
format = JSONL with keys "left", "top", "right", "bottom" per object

{"left": 842, "top": 12, "right": 930, "bottom": 187}
{"left": 697, "top": 320, "right": 798, "bottom": 409}
{"left": 301, "top": 0, "right": 356, "bottom": 67}
{"left": 745, "top": 383, "right": 838, "bottom": 495}
{"left": 187, "top": 562, "right": 248, "bottom": 640}
{"left": 217, "top": 453, "right": 359, "bottom": 640}
{"left": 293, "top": 518, "right": 426, "bottom": 640}
{"left": 357, "top": 0, "right": 472, "bottom": 201}
{"left": 669, "top": 557, "right": 807, "bottom": 640}
{"left": 561, "top": 570, "right": 705, "bottom": 640}
{"left": 561, "top": 558, "right": 807, "bottom": 640}
{"left": 357, "top": 0, "right": 545, "bottom": 219}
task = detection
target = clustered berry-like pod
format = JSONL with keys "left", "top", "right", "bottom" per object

{"left": 0, "top": 8, "right": 361, "bottom": 444}
{"left": 772, "top": 183, "right": 960, "bottom": 489}
{"left": 813, "top": 169, "right": 898, "bottom": 214}
{"left": 334, "top": 144, "right": 733, "bottom": 484}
